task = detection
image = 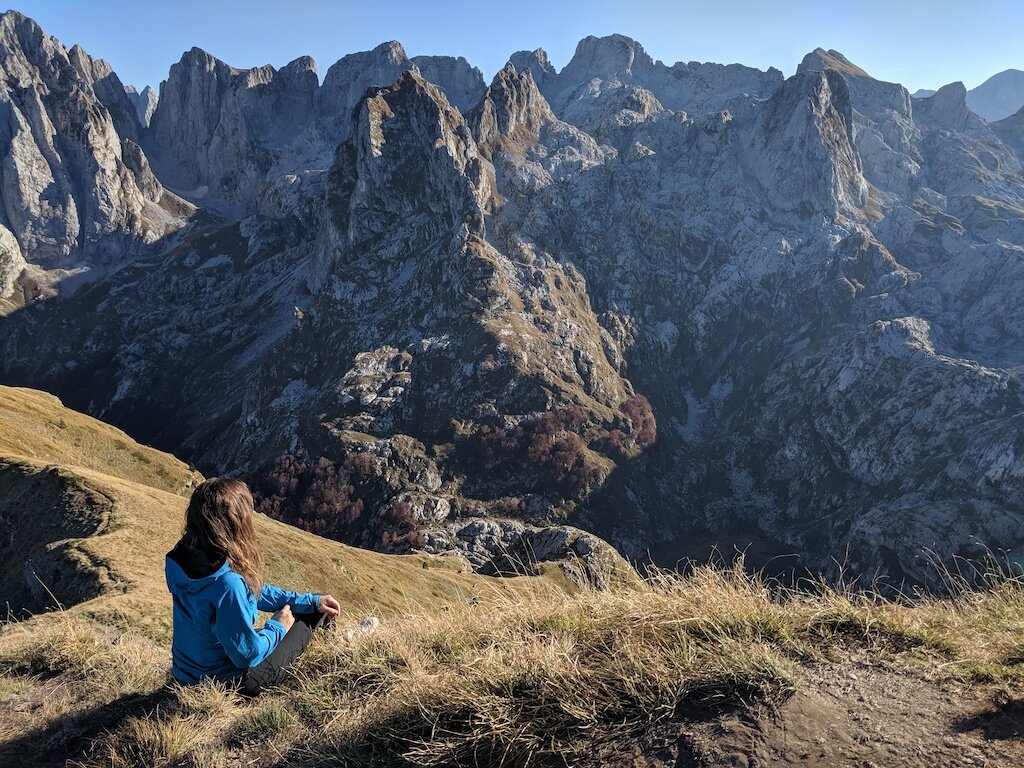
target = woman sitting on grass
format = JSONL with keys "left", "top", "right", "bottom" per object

{"left": 165, "top": 477, "right": 347, "bottom": 695}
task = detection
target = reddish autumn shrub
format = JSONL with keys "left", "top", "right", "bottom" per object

{"left": 597, "top": 428, "right": 631, "bottom": 459}
{"left": 621, "top": 394, "right": 657, "bottom": 448}
{"left": 380, "top": 500, "right": 416, "bottom": 531}
{"left": 253, "top": 450, "right": 400, "bottom": 545}
{"left": 490, "top": 497, "right": 525, "bottom": 516}
{"left": 472, "top": 409, "right": 603, "bottom": 498}
{"left": 560, "top": 404, "right": 589, "bottom": 430}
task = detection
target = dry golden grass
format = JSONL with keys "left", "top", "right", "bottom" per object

{"left": 0, "top": 385, "right": 201, "bottom": 496}
{"left": 0, "top": 385, "right": 573, "bottom": 641}
{"left": 2, "top": 560, "right": 1021, "bottom": 767}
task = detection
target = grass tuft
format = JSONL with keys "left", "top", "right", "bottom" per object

{"left": 85, "top": 713, "right": 203, "bottom": 768}
{"left": 0, "top": 616, "right": 103, "bottom": 677}
{"left": 229, "top": 701, "right": 300, "bottom": 746}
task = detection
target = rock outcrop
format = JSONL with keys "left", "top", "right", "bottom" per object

{"left": 992, "top": 105, "right": 1024, "bottom": 155}
{"left": 915, "top": 69, "right": 1024, "bottom": 124}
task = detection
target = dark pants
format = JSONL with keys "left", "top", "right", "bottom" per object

{"left": 241, "top": 611, "right": 330, "bottom": 696}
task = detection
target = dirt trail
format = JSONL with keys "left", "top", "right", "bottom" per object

{"left": 585, "top": 658, "right": 1024, "bottom": 767}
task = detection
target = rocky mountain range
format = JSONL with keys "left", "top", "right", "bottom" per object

{"left": 914, "top": 68, "right": 1024, "bottom": 123}
{"left": 0, "top": 11, "right": 1022, "bottom": 586}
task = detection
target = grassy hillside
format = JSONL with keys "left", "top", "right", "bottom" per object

{"left": 2, "top": 386, "right": 1024, "bottom": 766}
{"left": 0, "top": 385, "right": 202, "bottom": 496}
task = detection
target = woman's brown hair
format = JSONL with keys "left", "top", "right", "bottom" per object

{"left": 183, "top": 478, "right": 263, "bottom": 597}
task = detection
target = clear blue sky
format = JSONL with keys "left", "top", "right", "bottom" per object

{"left": 11, "top": 0, "right": 1023, "bottom": 93}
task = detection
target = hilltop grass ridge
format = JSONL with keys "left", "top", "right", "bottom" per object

{"left": 4, "top": 560, "right": 1024, "bottom": 766}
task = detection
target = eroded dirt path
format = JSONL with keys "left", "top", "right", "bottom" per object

{"left": 687, "top": 662, "right": 1024, "bottom": 767}
{"left": 583, "top": 658, "right": 1024, "bottom": 767}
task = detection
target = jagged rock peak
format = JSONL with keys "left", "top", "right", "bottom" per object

{"left": 321, "top": 40, "right": 410, "bottom": 84}
{"left": 315, "top": 40, "right": 415, "bottom": 130}
{"left": 283, "top": 55, "right": 317, "bottom": 75}
{"left": 475, "top": 63, "right": 555, "bottom": 150}
{"left": 172, "top": 46, "right": 284, "bottom": 87}
{"left": 156, "top": 46, "right": 319, "bottom": 115}
{"left": 0, "top": 8, "right": 181, "bottom": 269}
{"left": 0, "top": 9, "right": 44, "bottom": 48}
{"left": 312, "top": 69, "right": 493, "bottom": 290}
{"left": 410, "top": 54, "right": 486, "bottom": 112}
{"left": 356, "top": 69, "right": 482, "bottom": 178}
{"left": 797, "top": 48, "right": 871, "bottom": 78}
{"left": 509, "top": 48, "right": 556, "bottom": 76}
{"left": 562, "top": 34, "right": 655, "bottom": 80}
{"left": 913, "top": 80, "right": 976, "bottom": 131}
{"left": 177, "top": 45, "right": 221, "bottom": 70}
{"left": 750, "top": 68, "right": 867, "bottom": 215}
{"left": 125, "top": 84, "right": 159, "bottom": 127}
{"left": 64, "top": 42, "right": 141, "bottom": 139}
{"left": 932, "top": 80, "right": 969, "bottom": 107}
{"left": 374, "top": 40, "right": 409, "bottom": 64}
{"left": 796, "top": 47, "right": 912, "bottom": 125}
{"left": 147, "top": 45, "right": 318, "bottom": 209}
{"left": 277, "top": 55, "right": 319, "bottom": 91}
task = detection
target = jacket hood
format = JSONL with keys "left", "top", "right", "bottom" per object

{"left": 166, "top": 538, "right": 230, "bottom": 593}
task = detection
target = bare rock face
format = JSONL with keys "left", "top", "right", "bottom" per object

{"left": 125, "top": 84, "right": 158, "bottom": 127}
{"left": 428, "top": 519, "right": 635, "bottom": 588}
{"left": 2, "top": 20, "right": 1024, "bottom": 587}
{"left": 0, "top": 13, "right": 192, "bottom": 314}
{"left": 147, "top": 49, "right": 318, "bottom": 212}
{"left": 313, "top": 42, "right": 414, "bottom": 143}
{"left": 0, "top": 11, "right": 184, "bottom": 275}
{"left": 747, "top": 69, "right": 868, "bottom": 216}
{"left": 0, "top": 222, "right": 25, "bottom": 299}
{"left": 474, "top": 63, "right": 556, "bottom": 148}
{"left": 992, "top": 105, "right": 1024, "bottom": 155}
{"left": 410, "top": 55, "right": 486, "bottom": 112}
{"left": 913, "top": 82, "right": 979, "bottom": 132}
{"left": 508, "top": 48, "right": 557, "bottom": 91}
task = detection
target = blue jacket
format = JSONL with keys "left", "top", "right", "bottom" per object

{"left": 165, "top": 539, "right": 320, "bottom": 684}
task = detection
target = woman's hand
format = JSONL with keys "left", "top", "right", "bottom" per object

{"left": 318, "top": 594, "right": 341, "bottom": 617}
{"left": 271, "top": 604, "right": 294, "bottom": 631}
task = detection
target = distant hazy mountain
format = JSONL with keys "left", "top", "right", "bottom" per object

{"left": 967, "top": 69, "right": 1024, "bottom": 121}
{"left": 913, "top": 69, "right": 1024, "bottom": 122}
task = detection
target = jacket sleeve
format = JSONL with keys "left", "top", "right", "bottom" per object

{"left": 257, "top": 581, "right": 320, "bottom": 613}
{"left": 212, "top": 583, "right": 287, "bottom": 669}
